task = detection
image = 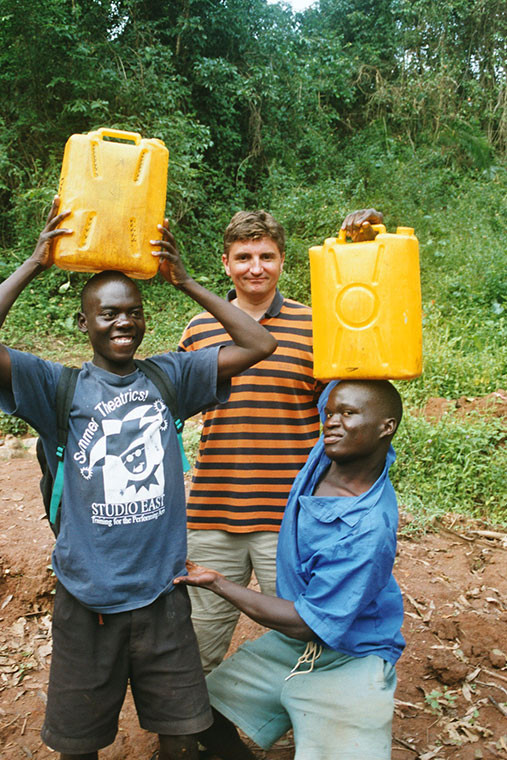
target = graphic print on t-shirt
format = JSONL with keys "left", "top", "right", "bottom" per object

{"left": 76, "top": 397, "right": 168, "bottom": 527}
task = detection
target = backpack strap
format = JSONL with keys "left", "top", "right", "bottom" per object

{"left": 134, "top": 358, "right": 190, "bottom": 472}
{"left": 49, "top": 366, "right": 80, "bottom": 528}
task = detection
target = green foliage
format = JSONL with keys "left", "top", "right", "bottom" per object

{"left": 139, "top": 279, "right": 205, "bottom": 355}
{"left": 182, "top": 419, "right": 204, "bottom": 466}
{"left": 364, "top": 0, "right": 507, "bottom": 154}
{"left": 0, "top": 412, "right": 29, "bottom": 436}
{"left": 0, "top": 267, "right": 85, "bottom": 350}
{"left": 425, "top": 688, "right": 458, "bottom": 714}
{"left": 407, "top": 304, "right": 507, "bottom": 401}
{"left": 391, "top": 412, "right": 507, "bottom": 526}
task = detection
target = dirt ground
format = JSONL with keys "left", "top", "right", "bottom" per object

{"left": 0, "top": 393, "right": 506, "bottom": 759}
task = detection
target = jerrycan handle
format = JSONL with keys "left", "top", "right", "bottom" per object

{"left": 337, "top": 223, "right": 386, "bottom": 243}
{"left": 97, "top": 127, "right": 142, "bottom": 145}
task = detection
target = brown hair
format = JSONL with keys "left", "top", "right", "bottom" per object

{"left": 223, "top": 210, "right": 285, "bottom": 257}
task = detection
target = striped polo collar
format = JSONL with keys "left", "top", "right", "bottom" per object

{"left": 226, "top": 288, "right": 284, "bottom": 318}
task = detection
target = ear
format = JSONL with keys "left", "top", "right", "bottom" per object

{"left": 280, "top": 251, "right": 285, "bottom": 272}
{"left": 379, "top": 417, "right": 397, "bottom": 439}
{"left": 77, "top": 311, "right": 88, "bottom": 334}
{"left": 221, "top": 252, "right": 231, "bottom": 277}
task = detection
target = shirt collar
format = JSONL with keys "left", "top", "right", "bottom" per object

{"left": 298, "top": 447, "right": 396, "bottom": 527}
{"left": 226, "top": 288, "right": 284, "bottom": 318}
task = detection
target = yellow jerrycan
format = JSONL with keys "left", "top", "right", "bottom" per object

{"left": 54, "top": 128, "right": 169, "bottom": 279}
{"left": 309, "top": 225, "right": 422, "bottom": 380}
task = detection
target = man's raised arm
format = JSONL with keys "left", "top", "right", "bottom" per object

{"left": 0, "top": 197, "right": 71, "bottom": 389}
{"left": 152, "top": 221, "right": 277, "bottom": 381}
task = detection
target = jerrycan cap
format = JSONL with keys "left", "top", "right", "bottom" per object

{"left": 396, "top": 226, "right": 415, "bottom": 236}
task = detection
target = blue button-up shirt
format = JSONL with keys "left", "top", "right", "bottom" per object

{"left": 276, "top": 382, "right": 405, "bottom": 665}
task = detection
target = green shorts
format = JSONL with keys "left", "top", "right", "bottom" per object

{"left": 206, "top": 630, "right": 396, "bottom": 760}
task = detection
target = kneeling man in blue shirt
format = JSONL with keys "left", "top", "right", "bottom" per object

{"left": 176, "top": 378, "right": 405, "bottom": 760}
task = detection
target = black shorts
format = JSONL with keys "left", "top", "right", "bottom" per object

{"left": 41, "top": 583, "right": 212, "bottom": 754}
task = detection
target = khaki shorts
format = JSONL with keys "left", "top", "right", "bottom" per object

{"left": 187, "top": 529, "right": 279, "bottom": 673}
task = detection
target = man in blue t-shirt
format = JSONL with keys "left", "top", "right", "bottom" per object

{"left": 0, "top": 197, "right": 276, "bottom": 760}
{"left": 176, "top": 379, "right": 405, "bottom": 760}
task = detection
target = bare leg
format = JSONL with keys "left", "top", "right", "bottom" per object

{"left": 159, "top": 733, "right": 199, "bottom": 760}
{"left": 198, "top": 708, "right": 257, "bottom": 760}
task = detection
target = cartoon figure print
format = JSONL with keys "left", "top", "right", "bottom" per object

{"left": 82, "top": 401, "right": 168, "bottom": 504}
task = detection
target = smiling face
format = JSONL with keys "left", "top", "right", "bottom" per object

{"left": 222, "top": 236, "right": 284, "bottom": 303}
{"left": 78, "top": 274, "right": 145, "bottom": 375}
{"left": 322, "top": 382, "right": 397, "bottom": 464}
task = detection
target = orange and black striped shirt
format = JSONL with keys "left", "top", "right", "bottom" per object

{"left": 178, "top": 290, "right": 321, "bottom": 533}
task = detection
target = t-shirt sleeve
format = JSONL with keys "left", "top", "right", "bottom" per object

{"left": 0, "top": 349, "right": 62, "bottom": 435}
{"left": 150, "top": 346, "right": 230, "bottom": 420}
{"left": 294, "top": 517, "right": 396, "bottom": 651}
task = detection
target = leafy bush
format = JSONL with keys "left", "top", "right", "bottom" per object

{"left": 391, "top": 412, "right": 507, "bottom": 527}
{"left": 0, "top": 412, "right": 29, "bottom": 437}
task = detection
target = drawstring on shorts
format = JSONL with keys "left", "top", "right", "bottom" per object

{"left": 285, "top": 641, "right": 323, "bottom": 680}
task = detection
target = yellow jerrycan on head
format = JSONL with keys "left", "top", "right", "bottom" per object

{"left": 54, "top": 128, "right": 169, "bottom": 279}
{"left": 309, "top": 225, "right": 422, "bottom": 381}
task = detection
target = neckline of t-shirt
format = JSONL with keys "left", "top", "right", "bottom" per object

{"left": 83, "top": 360, "right": 141, "bottom": 384}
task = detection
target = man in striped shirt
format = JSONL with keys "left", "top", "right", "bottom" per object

{"left": 178, "top": 208, "right": 383, "bottom": 674}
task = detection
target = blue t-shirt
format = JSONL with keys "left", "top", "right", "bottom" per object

{"left": 276, "top": 381, "right": 405, "bottom": 665}
{"left": 0, "top": 347, "right": 229, "bottom": 613}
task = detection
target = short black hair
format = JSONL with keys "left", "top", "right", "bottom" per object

{"left": 80, "top": 270, "right": 141, "bottom": 312}
{"left": 372, "top": 380, "right": 403, "bottom": 426}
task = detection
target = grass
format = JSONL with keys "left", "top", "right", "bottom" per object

{"left": 390, "top": 411, "right": 506, "bottom": 528}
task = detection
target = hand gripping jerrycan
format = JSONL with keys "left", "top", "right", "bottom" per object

{"left": 309, "top": 225, "right": 422, "bottom": 381}
{"left": 54, "top": 128, "right": 169, "bottom": 279}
